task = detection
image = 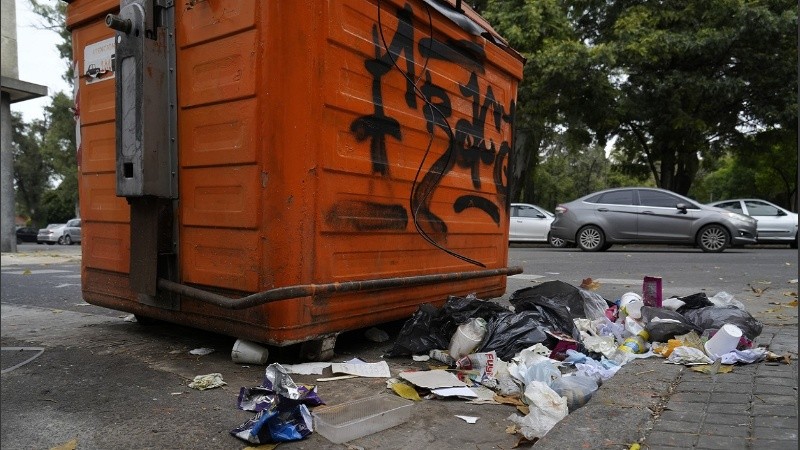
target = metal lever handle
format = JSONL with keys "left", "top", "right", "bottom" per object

{"left": 106, "top": 14, "right": 132, "bottom": 33}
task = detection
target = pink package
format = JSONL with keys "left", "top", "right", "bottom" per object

{"left": 642, "top": 276, "right": 663, "bottom": 308}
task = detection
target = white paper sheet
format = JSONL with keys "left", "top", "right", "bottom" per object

{"left": 330, "top": 361, "right": 391, "bottom": 378}
{"left": 431, "top": 386, "right": 478, "bottom": 398}
{"left": 398, "top": 370, "right": 467, "bottom": 389}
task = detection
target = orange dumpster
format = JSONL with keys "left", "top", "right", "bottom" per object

{"left": 67, "top": 0, "right": 524, "bottom": 356}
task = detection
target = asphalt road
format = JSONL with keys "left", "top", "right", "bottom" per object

{"left": 1, "top": 243, "right": 797, "bottom": 449}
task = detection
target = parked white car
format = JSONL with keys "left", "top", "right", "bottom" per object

{"left": 62, "top": 218, "right": 82, "bottom": 245}
{"left": 708, "top": 199, "right": 798, "bottom": 248}
{"left": 509, "top": 203, "right": 568, "bottom": 247}
{"left": 36, "top": 223, "right": 66, "bottom": 245}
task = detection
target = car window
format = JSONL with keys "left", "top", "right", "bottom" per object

{"left": 744, "top": 201, "right": 780, "bottom": 216}
{"left": 584, "top": 194, "right": 602, "bottom": 203}
{"left": 517, "top": 206, "right": 545, "bottom": 218}
{"left": 714, "top": 201, "right": 743, "bottom": 213}
{"left": 638, "top": 190, "right": 687, "bottom": 208}
{"left": 594, "top": 190, "right": 634, "bottom": 205}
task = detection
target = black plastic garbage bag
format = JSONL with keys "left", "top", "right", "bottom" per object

{"left": 510, "top": 294, "right": 583, "bottom": 344}
{"left": 384, "top": 304, "right": 448, "bottom": 357}
{"left": 509, "top": 281, "right": 612, "bottom": 320}
{"left": 680, "top": 306, "right": 763, "bottom": 340}
{"left": 441, "top": 294, "right": 510, "bottom": 327}
{"left": 477, "top": 311, "right": 550, "bottom": 361}
{"left": 385, "top": 295, "right": 510, "bottom": 357}
{"left": 640, "top": 306, "right": 701, "bottom": 342}
{"left": 674, "top": 292, "right": 715, "bottom": 314}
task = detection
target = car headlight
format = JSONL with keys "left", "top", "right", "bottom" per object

{"left": 725, "top": 212, "right": 756, "bottom": 225}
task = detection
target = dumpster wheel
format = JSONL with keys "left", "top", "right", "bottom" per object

{"left": 299, "top": 335, "right": 337, "bottom": 361}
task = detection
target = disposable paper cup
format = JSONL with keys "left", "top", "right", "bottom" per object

{"left": 704, "top": 324, "right": 743, "bottom": 358}
{"left": 231, "top": 339, "right": 269, "bottom": 365}
{"left": 620, "top": 292, "right": 642, "bottom": 306}
{"left": 620, "top": 292, "right": 644, "bottom": 319}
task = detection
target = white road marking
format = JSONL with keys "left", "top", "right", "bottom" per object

{"left": 509, "top": 274, "right": 546, "bottom": 280}
{"left": 2, "top": 269, "right": 72, "bottom": 275}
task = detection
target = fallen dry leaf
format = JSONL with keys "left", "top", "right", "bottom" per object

{"left": 580, "top": 277, "right": 601, "bottom": 290}
{"left": 691, "top": 365, "right": 734, "bottom": 374}
{"left": 50, "top": 440, "right": 78, "bottom": 450}
{"left": 748, "top": 284, "right": 769, "bottom": 295}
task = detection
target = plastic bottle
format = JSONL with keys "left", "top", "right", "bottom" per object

{"left": 448, "top": 318, "right": 487, "bottom": 359}
{"left": 618, "top": 330, "right": 650, "bottom": 354}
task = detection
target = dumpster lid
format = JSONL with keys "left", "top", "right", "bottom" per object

{"left": 424, "top": 0, "right": 525, "bottom": 64}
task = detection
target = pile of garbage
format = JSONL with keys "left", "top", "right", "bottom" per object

{"left": 382, "top": 280, "right": 769, "bottom": 441}
{"left": 224, "top": 279, "right": 783, "bottom": 445}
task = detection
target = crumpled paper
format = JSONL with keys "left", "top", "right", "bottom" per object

{"left": 188, "top": 373, "right": 227, "bottom": 390}
{"left": 665, "top": 346, "right": 713, "bottom": 365}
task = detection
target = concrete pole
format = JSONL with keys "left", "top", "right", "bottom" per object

{"left": 1, "top": 0, "right": 19, "bottom": 252}
{"left": 1, "top": 0, "right": 47, "bottom": 252}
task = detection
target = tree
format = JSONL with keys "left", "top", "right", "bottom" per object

{"left": 569, "top": 0, "right": 798, "bottom": 195}
{"left": 479, "top": 0, "right": 617, "bottom": 203}
{"left": 14, "top": 0, "right": 79, "bottom": 222}
{"left": 30, "top": 0, "right": 73, "bottom": 83}
{"left": 11, "top": 113, "right": 50, "bottom": 226}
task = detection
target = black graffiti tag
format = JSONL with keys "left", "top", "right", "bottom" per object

{"left": 349, "top": 4, "right": 418, "bottom": 176}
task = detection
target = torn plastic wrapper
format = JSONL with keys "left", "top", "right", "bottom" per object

{"left": 231, "top": 363, "right": 324, "bottom": 444}
{"left": 231, "top": 404, "right": 313, "bottom": 444}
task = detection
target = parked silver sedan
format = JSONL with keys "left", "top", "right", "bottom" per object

{"left": 550, "top": 187, "right": 758, "bottom": 252}
{"left": 708, "top": 199, "right": 797, "bottom": 248}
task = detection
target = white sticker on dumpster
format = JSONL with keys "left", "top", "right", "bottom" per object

{"left": 83, "top": 37, "right": 115, "bottom": 84}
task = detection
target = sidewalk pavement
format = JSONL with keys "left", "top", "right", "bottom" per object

{"left": 3, "top": 249, "right": 797, "bottom": 449}
{"left": 537, "top": 323, "right": 798, "bottom": 449}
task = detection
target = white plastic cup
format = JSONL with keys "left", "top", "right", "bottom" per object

{"left": 231, "top": 339, "right": 269, "bottom": 364}
{"left": 704, "top": 324, "right": 743, "bottom": 358}
{"left": 620, "top": 292, "right": 644, "bottom": 319}
{"left": 448, "top": 318, "right": 487, "bottom": 359}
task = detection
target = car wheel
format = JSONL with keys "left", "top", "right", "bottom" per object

{"left": 600, "top": 243, "right": 613, "bottom": 251}
{"left": 548, "top": 232, "right": 568, "bottom": 248}
{"left": 64, "top": 235, "right": 72, "bottom": 245}
{"left": 577, "top": 225, "right": 605, "bottom": 252}
{"left": 697, "top": 224, "right": 729, "bottom": 253}
{"left": 792, "top": 234, "right": 798, "bottom": 250}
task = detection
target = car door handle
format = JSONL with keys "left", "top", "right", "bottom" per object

{"left": 515, "top": 220, "right": 523, "bottom": 223}
{"left": 597, "top": 208, "right": 609, "bottom": 212}
{"left": 642, "top": 211, "right": 654, "bottom": 215}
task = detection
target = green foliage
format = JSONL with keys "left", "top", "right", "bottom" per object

{"left": 11, "top": 2, "right": 77, "bottom": 227}
{"left": 11, "top": 113, "right": 50, "bottom": 227}
{"left": 29, "top": 0, "right": 73, "bottom": 85}
{"left": 571, "top": 0, "right": 797, "bottom": 195}
{"left": 481, "top": 0, "right": 796, "bottom": 204}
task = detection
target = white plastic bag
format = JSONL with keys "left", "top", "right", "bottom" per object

{"left": 708, "top": 292, "right": 746, "bottom": 310}
{"left": 508, "top": 381, "right": 569, "bottom": 439}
